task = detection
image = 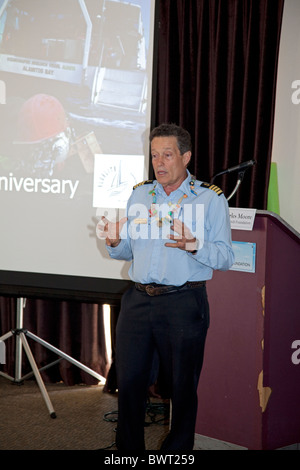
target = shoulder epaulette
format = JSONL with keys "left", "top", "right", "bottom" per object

{"left": 133, "top": 180, "right": 153, "bottom": 190}
{"left": 201, "top": 182, "right": 223, "bottom": 196}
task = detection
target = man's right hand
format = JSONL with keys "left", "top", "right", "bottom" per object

{"left": 96, "top": 216, "right": 128, "bottom": 247}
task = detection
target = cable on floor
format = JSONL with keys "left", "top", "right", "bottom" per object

{"left": 99, "top": 399, "right": 170, "bottom": 450}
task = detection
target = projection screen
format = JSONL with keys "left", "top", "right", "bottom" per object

{"left": 0, "top": 0, "right": 156, "bottom": 300}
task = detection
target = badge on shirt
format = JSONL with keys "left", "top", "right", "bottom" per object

{"left": 134, "top": 218, "right": 148, "bottom": 224}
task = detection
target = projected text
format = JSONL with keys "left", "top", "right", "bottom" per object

{"left": 0, "top": 173, "right": 79, "bottom": 199}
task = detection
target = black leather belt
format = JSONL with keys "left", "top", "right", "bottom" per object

{"left": 135, "top": 281, "right": 206, "bottom": 296}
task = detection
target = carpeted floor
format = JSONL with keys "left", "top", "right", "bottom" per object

{"left": 2, "top": 371, "right": 300, "bottom": 454}
{"left": 0, "top": 375, "right": 170, "bottom": 451}
{"left": 0, "top": 374, "right": 250, "bottom": 451}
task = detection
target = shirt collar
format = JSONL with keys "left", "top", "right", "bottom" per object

{"left": 155, "top": 169, "right": 192, "bottom": 196}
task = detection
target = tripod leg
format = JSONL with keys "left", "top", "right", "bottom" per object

{"left": 20, "top": 332, "right": 56, "bottom": 419}
{"left": 26, "top": 330, "right": 105, "bottom": 382}
{"left": 15, "top": 297, "right": 25, "bottom": 383}
{"left": 15, "top": 329, "right": 23, "bottom": 382}
{"left": 0, "top": 331, "right": 14, "bottom": 342}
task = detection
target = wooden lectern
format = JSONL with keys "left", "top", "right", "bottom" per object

{"left": 196, "top": 210, "right": 300, "bottom": 450}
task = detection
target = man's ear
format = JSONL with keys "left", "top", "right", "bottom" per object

{"left": 183, "top": 151, "right": 192, "bottom": 166}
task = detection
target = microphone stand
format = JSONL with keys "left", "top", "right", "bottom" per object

{"left": 211, "top": 166, "right": 251, "bottom": 202}
{"left": 226, "top": 171, "right": 246, "bottom": 202}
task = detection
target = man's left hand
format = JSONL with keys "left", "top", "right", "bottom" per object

{"left": 165, "top": 219, "right": 198, "bottom": 252}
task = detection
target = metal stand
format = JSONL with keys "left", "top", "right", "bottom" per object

{"left": 211, "top": 169, "right": 246, "bottom": 202}
{"left": 226, "top": 171, "right": 246, "bottom": 202}
{"left": 0, "top": 298, "right": 105, "bottom": 418}
{"left": 211, "top": 160, "right": 256, "bottom": 202}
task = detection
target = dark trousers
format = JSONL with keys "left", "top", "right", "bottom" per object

{"left": 115, "top": 284, "right": 209, "bottom": 451}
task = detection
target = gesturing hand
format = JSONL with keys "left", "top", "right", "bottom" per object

{"left": 165, "top": 219, "right": 198, "bottom": 253}
{"left": 96, "top": 216, "right": 128, "bottom": 247}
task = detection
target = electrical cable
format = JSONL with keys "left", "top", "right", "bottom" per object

{"left": 99, "top": 399, "right": 170, "bottom": 450}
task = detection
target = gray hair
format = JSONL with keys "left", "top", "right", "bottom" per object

{"left": 149, "top": 123, "right": 192, "bottom": 155}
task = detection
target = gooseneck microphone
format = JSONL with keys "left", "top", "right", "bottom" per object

{"left": 211, "top": 159, "right": 256, "bottom": 183}
{"left": 223, "top": 160, "right": 256, "bottom": 174}
{"left": 210, "top": 159, "right": 256, "bottom": 201}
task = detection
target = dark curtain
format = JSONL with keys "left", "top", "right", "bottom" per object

{"left": 154, "top": 0, "right": 284, "bottom": 209}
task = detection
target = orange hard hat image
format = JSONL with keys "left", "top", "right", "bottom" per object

{"left": 17, "top": 94, "right": 69, "bottom": 143}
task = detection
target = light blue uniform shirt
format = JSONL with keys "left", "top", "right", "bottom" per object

{"left": 106, "top": 170, "right": 234, "bottom": 285}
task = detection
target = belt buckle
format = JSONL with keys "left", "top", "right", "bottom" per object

{"left": 145, "top": 285, "right": 157, "bottom": 296}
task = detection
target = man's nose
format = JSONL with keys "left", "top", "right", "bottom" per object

{"left": 155, "top": 155, "right": 164, "bottom": 165}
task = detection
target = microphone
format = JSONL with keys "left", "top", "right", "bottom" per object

{"left": 224, "top": 160, "right": 256, "bottom": 174}
{"left": 211, "top": 159, "right": 256, "bottom": 184}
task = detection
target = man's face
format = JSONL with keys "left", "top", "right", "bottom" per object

{"left": 151, "top": 136, "right": 191, "bottom": 194}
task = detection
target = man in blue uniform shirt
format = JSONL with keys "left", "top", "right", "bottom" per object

{"left": 99, "top": 123, "right": 234, "bottom": 451}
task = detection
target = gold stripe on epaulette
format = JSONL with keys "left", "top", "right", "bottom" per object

{"left": 133, "top": 180, "right": 153, "bottom": 190}
{"left": 201, "top": 182, "right": 223, "bottom": 196}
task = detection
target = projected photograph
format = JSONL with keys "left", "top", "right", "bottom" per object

{"left": 0, "top": 0, "right": 155, "bottom": 280}
{"left": 0, "top": 0, "right": 149, "bottom": 178}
